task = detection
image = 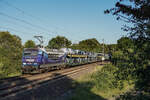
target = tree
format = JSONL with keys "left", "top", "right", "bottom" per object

{"left": 105, "top": 0, "right": 150, "bottom": 94}
{"left": 24, "top": 40, "right": 36, "bottom": 48}
{"left": 105, "top": 0, "right": 150, "bottom": 40}
{"left": 0, "top": 31, "right": 23, "bottom": 78}
{"left": 70, "top": 38, "right": 107, "bottom": 53}
{"left": 47, "top": 36, "right": 72, "bottom": 49}
{"left": 78, "top": 38, "right": 102, "bottom": 52}
{"left": 106, "top": 44, "right": 117, "bottom": 54}
{"left": 70, "top": 44, "right": 80, "bottom": 50}
{"left": 117, "top": 37, "right": 134, "bottom": 50}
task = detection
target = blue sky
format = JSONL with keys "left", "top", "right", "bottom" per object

{"left": 0, "top": 0, "right": 126, "bottom": 45}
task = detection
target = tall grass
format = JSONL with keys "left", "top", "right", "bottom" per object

{"left": 69, "top": 64, "right": 134, "bottom": 100}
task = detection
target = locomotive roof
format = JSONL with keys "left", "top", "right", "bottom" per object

{"left": 24, "top": 48, "right": 46, "bottom": 52}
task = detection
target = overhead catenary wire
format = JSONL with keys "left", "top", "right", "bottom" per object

{"left": 0, "top": 0, "right": 47, "bottom": 22}
{"left": 0, "top": 18, "right": 57, "bottom": 39}
{"left": 0, "top": 11, "right": 75, "bottom": 45}
{"left": 0, "top": 0, "right": 59, "bottom": 35}
{"left": 0, "top": 18, "right": 42, "bottom": 33}
{"left": 0, "top": 12, "right": 55, "bottom": 45}
{"left": 0, "top": 26, "right": 33, "bottom": 35}
{"left": 0, "top": 0, "right": 25, "bottom": 14}
{"left": 0, "top": 0, "right": 71, "bottom": 35}
{"left": 0, "top": 26, "right": 44, "bottom": 45}
{"left": 0, "top": 12, "right": 57, "bottom": 36}
{"left": 0, "top": 0, "right": 94, "bottom": 44}
{"left": 0, "top": 21, "right": 56, "bottom": 46}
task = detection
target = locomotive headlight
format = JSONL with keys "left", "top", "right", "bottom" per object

{"left": 23, "top": 63, "right": 26, "bottom": 65}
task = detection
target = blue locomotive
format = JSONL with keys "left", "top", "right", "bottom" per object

{"left": 22, "top": 47, "right": 104, "bottom": 73}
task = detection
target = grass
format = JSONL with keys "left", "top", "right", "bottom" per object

{"left": 8, "top": 72, "right": 21, "bottom": 77}
{"left": 69, "top": 65, "right": 134, "bottom": 100}
{"left": 0, "top": 71, "right": 21, "bottom": 79}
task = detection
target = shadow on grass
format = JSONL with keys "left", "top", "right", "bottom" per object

{"left": 0, "top": 72, "right": 106, "bottom": 100}
{"left": 69, "top": 81, "right": 106, "bottom": 100}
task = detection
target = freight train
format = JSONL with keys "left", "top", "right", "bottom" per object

{"left": 22, "top": 47, "right": 108, "bottom": 73}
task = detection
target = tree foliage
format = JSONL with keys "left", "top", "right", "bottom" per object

{"left": 105, "top": 0, "right": 150, "bottom": 98}
{"left": 70, "top": 38, "right": 103, "bottom": 53}
{"left": 24, "top": 40, "right": 36, "bottom": 48}
{"left": 105, "top": 0, "right": 150, "bottom": 40}
{"left": 106, "top": 44, "right": 117, "bottom": 54}
{"left": 112, "top": 37, "right": 135, "bottom": 80}
{"left": 78, "top": 38, "right": 102, "bottom": 52}
{"left": 117, "top": 37, "right": 134, "bottom": 50}
{"left": 92, "top": 64, "right": 119, "bottom": 91}
{"left": 47, "top": 36, "right": 72, "bottom": 49}
{"left": 0, "top": 31, "right": 23, "bottom": 78}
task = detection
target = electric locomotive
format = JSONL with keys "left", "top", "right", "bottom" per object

{"left": 22, "top": 48, "right": 66, "bottom": 73}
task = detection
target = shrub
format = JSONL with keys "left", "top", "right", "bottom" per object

{"left": 0, "top": 32, "right": 22, "bottom": 78}
{"left": 91, "top": 64, "right": 120, "bottom": 92}
{"left": 0, "top": 62, "right": 5, "bottom": 78}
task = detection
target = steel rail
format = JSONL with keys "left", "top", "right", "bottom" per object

{"left": 0, "top": 61, "right": 101, "bottom": 90}
{"left": 0, "top": 63, "right": 96, "bottom": 100}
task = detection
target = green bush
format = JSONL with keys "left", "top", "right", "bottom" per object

{"left": 0, "top": 32, "right": 22, "bottom": 78}
{"left": 91, "top": 64, "right": 121, "bottom": 92}
{"left": 0, "top": 62, "right": 5, "bottom": 78}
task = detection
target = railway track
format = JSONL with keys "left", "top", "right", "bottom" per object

{"left": 0, "top": 62, "right": 102, "bottom": 100}
{"left": 0, "top": 75, "right": 32, "bottom": 86}
{"left": 0, "top": 62, "right": 98, "bottom": 90}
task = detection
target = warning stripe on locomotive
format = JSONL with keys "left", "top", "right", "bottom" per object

{"left": 67, "top": 54, "right": 87, "bottom": 58}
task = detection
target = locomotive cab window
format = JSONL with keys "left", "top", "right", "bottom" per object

{"left": 24, "top": 50, "right": 38, "bottom": 56}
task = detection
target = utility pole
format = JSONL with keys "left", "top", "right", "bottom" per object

{"left": 64, "top": 38, "right": 66, "bottom": 47}
{"left": 102, "top": 38, "right": 105, "bottom": 62}
{"left": 103, "top": 38, "right": 105, "bottom": 56}
{"left": 34, "top": 35, "right": 44, "bottom": 48}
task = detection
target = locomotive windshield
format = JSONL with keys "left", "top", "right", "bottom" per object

{"left": 23, "top": 49, "right": 39, "bottom": 56}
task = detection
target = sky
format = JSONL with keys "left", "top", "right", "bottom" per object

{"left": 0, "top": 0, "right": 126, "bottom": 45}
